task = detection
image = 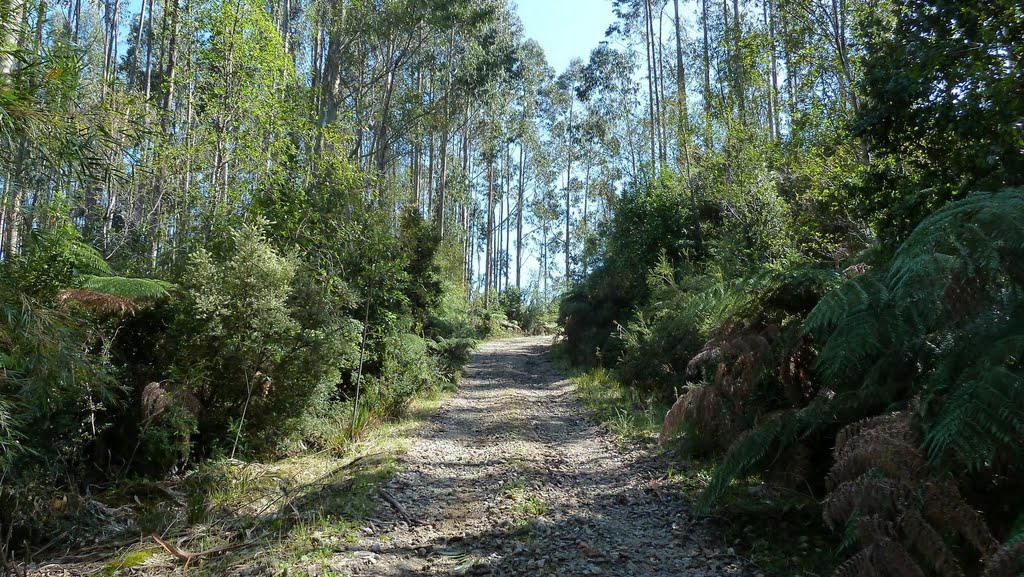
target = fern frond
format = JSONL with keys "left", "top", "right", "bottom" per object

{"left": 984, "top": 520, "right": 1024, "bottom": 577}
{"left": 56, "top": 290, "right": 140, "bottom": 314}
{"left": 898, "top": 508, "right": 964, "bottom": 577}
{"left": 698, "top": 411, "right": 802, "bottom": 508}
{"left": 833, "top": 539, "right": 927, "bottom": 577}
{"left": 825, "top": 475, "right": 907, "bottom": 530}
{"left": 920, "top": 481, "right": 999, "bottom": 556}
{"left": 983, "top": 541, "right": 1024, "bottom": 577}
{"left": 22, "top": 228, "right": 113, "bottom": 275}
{"left": 78, "top": 275, "right": 174, "bottom": 300}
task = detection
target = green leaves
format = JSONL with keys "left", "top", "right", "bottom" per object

{"left": 806, "top": 187, "right": 1024, "bottom": 472}
{"left": 78, "top": 275, "right": 174, "bottom": 300}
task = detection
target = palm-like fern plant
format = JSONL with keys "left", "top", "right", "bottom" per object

{"left": 697, "top": 188, "right": 1024, "bottom": 545}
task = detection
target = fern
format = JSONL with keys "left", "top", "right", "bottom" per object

{"left": 803, "top": 189, "right": 1024, "bottom": 471}
{"left": 823, "top": 414, "right": 1002, "bottom": 577}
{"left": 78, "top": 275, "right": 174, "bottom": 300}
{"left": 698, "top": 412, "right": 794, "bottom": 508}
{"left": 22, "top": 228, "right": 113, "bottom": 276}
{"left": 984, "top": 518, "right": 1024, "bottom": 577}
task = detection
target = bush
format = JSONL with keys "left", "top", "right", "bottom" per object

{"left": 431, "top": 337, "right": 477, "bottom": 384}
{"left": 170, "top": 224, "right": 360, "bottom": 457}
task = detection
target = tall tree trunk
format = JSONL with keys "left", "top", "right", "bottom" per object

{"left": 2, "top": 140, "right": 28, "bottom": 257}
{"left": 656, "top": 4, "right": 668, "bottom": 163}
{"left": 144, "top": 0, "right": 155, "bottom": 99}
{"left": 504, "top": 142, "right": 512, "bottom": 290}
{"left": 484, "top": 156, "right": 494, "bottom": 309}
{"left": 782, "top": 5, "right": 796, "bottom": 119}
{"left": 674, "top": 0, "right": 703, "bottom": 253}
{"left": 645, "top": 0, "right": 665, "bottom": 165}
{"left": 643, "top": 0, "right": 657, "bottom": 165}
{"left": 673, "top": 0, "right": 691, "bottom": 169}
{"left": 375, "top": 60, "right": 397, "bottom": 176}
{"left": 131, "top": 0, "right": 148, "bottom": 90}
{"left": 102, "top": 0, "right": 121, "bottom": 91}
{"left": 427, "top": 129, "right": 435, "bottom": 215}
{"left": 496, "top": 180, "right": 503, "bottom": 295}
{"left": 161, "top": 0, "right": 179, "bottom": 132}
{"left": 832, "top": 0, "right": 859, "bottom": 111}
{"left": 701, "top": 0, "right": 713, "bottom": 147}
{"left": 412, "top": 72, "right": 422, "bottom": 209}
{"left": 768, "top": 0, "right": 781, "bottom": 138}
{"left": 516, "top": 141, "right": 525, "bottom": 289}
{"left": 732, "top": 0, "right": 745, "bottom": 123}
{"left": 582, "top": 162, "right": 590, "bottom": 276}
{"left": 437, "top": 127, "right": 449, "bottom": 235}
{"left": 564, "top": 93, "right": 575, "bottom": 284}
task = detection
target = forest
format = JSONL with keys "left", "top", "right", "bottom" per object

{"left": 0, "top": 0, "right": 1022, "bottom": 575}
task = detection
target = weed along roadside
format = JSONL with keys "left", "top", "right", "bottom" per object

{"left": 20, "top": 366, "right": 461, "bottom": 577}
{"left": 321, "top": 337, "right": 758, "bottom": 577}
{"left": 569, "top": 364, "right": 838, "bottom": 575}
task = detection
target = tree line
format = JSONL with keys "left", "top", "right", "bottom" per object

{"left": 562, "top": 0, "right": 1023, "bottom": 575}
{"left": 2, "top": 0, "right": 1023, "bottom": 574}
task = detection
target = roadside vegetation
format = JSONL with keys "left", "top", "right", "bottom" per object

{"left": 2, "top": 0, "right": 1021, "bottom": 574}
{"left": 559, "top": 2, "right": 1024, "bottom": 575}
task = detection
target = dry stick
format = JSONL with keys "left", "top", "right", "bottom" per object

{"left": 151, "top": 533, "right": 244, "bottom": 565}
{"left": 378, "top": 488, "right": 412, "bottom": 522}
{"left": 350, "top": 268, "right": 375, "bottom": 439}
{"left": 232, "top": 371, "right": 256, "bottom": 459}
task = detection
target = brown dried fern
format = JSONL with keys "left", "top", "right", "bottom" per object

{"left": 921, "top": 481, "right": 999, "bottom": 557}
{"left": 827, "top": 436, "right": 928, "bottom": 488}
{"left": 835, "top": 412, "right": 913, "bottom": 458}
{"left": 659, "top": 386, "right": 724, "bottom": 446}
{"left": 899, "top": 508, "right": 965, "bottom": 577}
{"left": 825, "top": 412, "right": 999, "bottom": 577}
{"left": 833, "top": 539, "right": 927, "bottom": 577}
{"left": 56, "top": 289, "right": 140, "bottom": 315}
{"left": 983, "top": 540, "right": 1024, "bottom": 577}
{"left": 766, "top": 441, "right": 814, "bottom": 488}
{"left": 824, "top": 476, "right": 907, "bottom": 530}
{"left": 857, "top": 514, "right": 896, "bottom": 546}
{"left": 779, "top": 337, "right": 817, "bottom": 406}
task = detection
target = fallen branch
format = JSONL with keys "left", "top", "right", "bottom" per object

{"left": 378, "top": 488, "right": 412, "bottom": 522}
{"left": 151, "top": 533, "right": 243, "bottom": 564}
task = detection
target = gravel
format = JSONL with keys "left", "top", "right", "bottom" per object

{"left": 329, "top": 336, "right": 756, "bottom": 577}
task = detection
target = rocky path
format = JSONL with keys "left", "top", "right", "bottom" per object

{"left": 332, "top": 336, "right": 751, "bottom": 577}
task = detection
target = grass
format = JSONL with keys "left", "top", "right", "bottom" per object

{"left": 511, "top": 495, "right": 547, "bottom": 517}
{"left": 565, "top": 364, "right": 838, "bottom": 576}
{"left": 42, "top": 382, "right": 459, "bottom": 577}
{"left": 96, "top": 549, "right": 159, "bottom": 576}
{"left": 574, "top": 367, "right": 665, "bottom": 442}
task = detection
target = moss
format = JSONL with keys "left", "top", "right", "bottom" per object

{"left": 97, "top": 549, "right": 158, "bottom": 576}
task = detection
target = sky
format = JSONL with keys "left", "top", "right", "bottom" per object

{"left": 514, "top": 0, "right": 616, "bottom": 73}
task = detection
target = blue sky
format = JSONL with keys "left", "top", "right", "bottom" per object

{"left": 514, "top": 0, "right": 616, "bottom": 73}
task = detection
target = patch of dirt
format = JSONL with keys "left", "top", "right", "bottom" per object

{"left": 330, "top": 336, "right": 757, "bottom": 576}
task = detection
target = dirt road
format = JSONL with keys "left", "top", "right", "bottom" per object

{"left": 332, "top": 336, "right": 751, "bottom": 576}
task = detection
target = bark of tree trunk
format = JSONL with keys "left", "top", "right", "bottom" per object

{"left": 516, "top": 141, "right": 524, "bottom": 289}
{"left": 564, "top": 93, "right": 574, "bottom": 284}
{"left": 701, "top": 0, "right": 713, "bottom": 147}
{"left": 484, "top": 157, "right": 494, "bottom": 308}
{"left": 643, "top": 0, "right": 657, "bottom": 165}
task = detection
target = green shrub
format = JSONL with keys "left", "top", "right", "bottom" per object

{"left": 377, "top": 332, "right": 436, "bottom": 411}
{"left": 430, "top": 337, "right": 477, "bottom": 383}
{"left": 171, "top": 224, "right": 360, "bottom": 457}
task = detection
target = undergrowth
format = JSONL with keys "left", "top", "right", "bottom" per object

{"left": 570, "top": 365, "right": 839, "bottom": 575}
{"left": 9, "top": 384, "right": 456, "bottom": 577}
